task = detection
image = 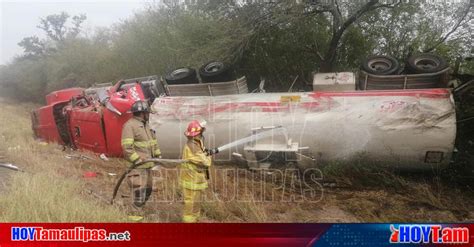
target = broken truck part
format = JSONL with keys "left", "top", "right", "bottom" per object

{"left": 0, "top": 163, "right": 22, "bottom": 172}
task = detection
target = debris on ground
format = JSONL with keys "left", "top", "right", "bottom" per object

{"left": 65, "top": 154, "right": 94, "bottom": 160}
{"left": 83, "top": 171, "right": 98, "bottom": 178}
{"left": 100, "top": 153, "right": 109, "bottom": 161}
{"left": 0, "top": 163, "right": 22, "bottom": 172}
{"left": 7, "top": 146, "right": 21, "bottom": 151}
{"left": 128, "top": 215, "right": 144, "bottom": 222}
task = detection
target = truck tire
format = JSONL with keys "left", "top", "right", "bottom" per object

{"left": 407, "top": 54, "right": 448, "bottom": 74}
{"left": 361, "top": 55, "right": 400, "bottom": 75}
{"left": 165, "top": 67, "right": 199, "bottom": 84}
{"left": 199, "top": 61, "right": 234, "bottom": 83}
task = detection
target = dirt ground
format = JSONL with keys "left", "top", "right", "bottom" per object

{"left": 78, "top": 155, "right": 474, "bottom": 222}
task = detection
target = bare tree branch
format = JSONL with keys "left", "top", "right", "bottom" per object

{"left": 334, "top": 0, "right": 343, "bottom": 19}
{"left": 330, "top": 0, "right": 343, "bottom": 31}
{"left": 319, "top": 0, "right": 403, "bottom": 72}
{"left": 423, "top": 2, "right": 472, "bottom": 53}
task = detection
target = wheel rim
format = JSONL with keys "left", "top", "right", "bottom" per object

{"left": 171, "top": 68, "right": 190, "bottom": 77}
{"left": 204, "top": 62, "right": 224, "bottom": 73}
{"left": 368, "top": 58, "right": 392, "bottom": 72}
{"left": 414, "top": 58, "right": 439, "bottom": 70}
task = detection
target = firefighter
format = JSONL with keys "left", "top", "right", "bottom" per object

{"left": 180, "top": 120, "right": 216, "bottom": 223}
{"left": 121, "top": 100, "right": 161, "bottom": 207}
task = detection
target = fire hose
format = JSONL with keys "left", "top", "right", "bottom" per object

{"left": 110, "top": 158, "right": 185, "bottom": 204}
{"left": 110, "top": 126, "right": 285, "bottom": 204}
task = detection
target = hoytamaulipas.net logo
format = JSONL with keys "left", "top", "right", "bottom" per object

{"left": 390, "top": 224, "right": 469, "bottom": 244}
{"left": 11, "top": 226, "right": 131, "bottom": 242}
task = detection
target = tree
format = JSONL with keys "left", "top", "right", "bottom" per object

{"left": 17, "top": 36, "right": 46, "bottom": 58}
{"left": 18, "top": 12, "right": 87, "bottom": 58}
{"left": 357, "top": 0, "right": 472, "bottom": 67}
{"left": 38, "top": 12, "right": 86, "bottom": 42}
{"left": 2, "top": 2, "right": 472, "bottom": 103}
{"left": 316, "top": 0, "right": 403, "bottom": 72}
{"left": 422, "top": 1, "right": 472, "bottom": 53}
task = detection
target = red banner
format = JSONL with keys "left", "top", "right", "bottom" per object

{"left": 0, "top": 223, "right": 472, "bottom": 246}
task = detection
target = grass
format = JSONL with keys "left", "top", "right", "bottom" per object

{"left": 0, "top": 173, "right": 124, "bottom": 222}
{"left": 320, "top": 155, "right": 474, "bottom": 222}
{"left": 0, "top": 99, "right": 126, "bottom": 222}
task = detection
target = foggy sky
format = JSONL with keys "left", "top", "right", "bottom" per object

{"left": 0, "top": 0, "right": 147, "bottom": 65}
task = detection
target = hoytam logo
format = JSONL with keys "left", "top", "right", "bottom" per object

{"left": 390, "top": 224, "right": 469, "bottom": 244}
{"left": 11, "top": 227, "right": 131, "bottom": 242}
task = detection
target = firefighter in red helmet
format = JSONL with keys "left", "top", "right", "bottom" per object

{"left": 180, "top": 120, "right": 216, "bottom": 223}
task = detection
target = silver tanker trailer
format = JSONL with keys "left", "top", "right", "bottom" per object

{"left": 150, "top": 69, "right": 458, "bottom": 170}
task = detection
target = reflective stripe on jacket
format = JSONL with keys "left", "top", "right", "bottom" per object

{"left": 121, "top": 116, "right": 161, "bottom": 168}
{"left": 180, "top": 138, "right": 211, "bottom": 190}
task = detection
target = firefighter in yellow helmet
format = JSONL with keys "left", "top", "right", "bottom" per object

{"left": 180, "top": 120, "right": 217, "bottom": 223}
{"left": 121, "top": 100, "right": 161, "bottom": 207}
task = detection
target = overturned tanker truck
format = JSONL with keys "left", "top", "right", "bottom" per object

{"left": 31, "top": 56, "right": 466, "bottom": 170}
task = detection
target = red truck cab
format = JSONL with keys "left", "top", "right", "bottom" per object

{"left": 32, "top": 78, "right": 153, "bottom": 157}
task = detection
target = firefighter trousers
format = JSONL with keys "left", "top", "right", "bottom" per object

{"left": 127, "top": 168, "right": 153, "bottom": 207}
{"left": 182, "top": 188, "right": 204, "bottom": 223}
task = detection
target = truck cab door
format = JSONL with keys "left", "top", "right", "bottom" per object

{"left": 68, "top": 105, "right": 107, "bottom": 154}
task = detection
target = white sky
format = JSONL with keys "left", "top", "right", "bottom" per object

{"left": 0, "top": 0, "right": 148, "bottom": 65}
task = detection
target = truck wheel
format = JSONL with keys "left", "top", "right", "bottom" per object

{"left": 199, "top": 61, "right": 235, "bottom": 83}
{"left": 407, "top": 54, "right": 448, "bottom": 74}
{"left": 361, "top": 55, "right": 400, "bottom": 75}
{"left": 165, "top": 67, "right": 199, "bottom": 84}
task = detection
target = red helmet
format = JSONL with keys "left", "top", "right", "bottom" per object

{"left": 184, "top": 120, "right": 206, "bottom": 137}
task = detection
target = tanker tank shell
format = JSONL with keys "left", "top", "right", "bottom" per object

{"left": 149, "top": 89, "right": 456, "bottom": 169}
